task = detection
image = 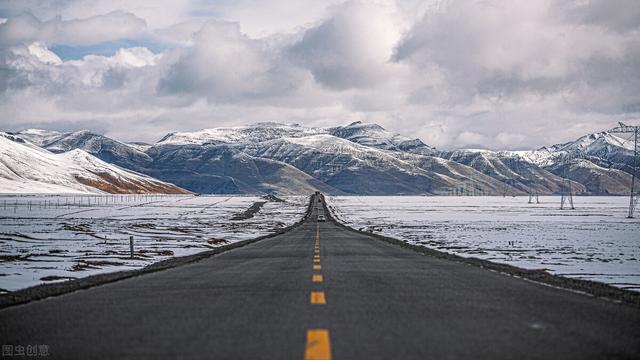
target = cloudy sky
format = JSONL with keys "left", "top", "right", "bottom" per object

{"left": 0, "top": 0, "right": 638, "bottom": 149}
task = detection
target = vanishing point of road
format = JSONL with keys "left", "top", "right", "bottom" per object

{"left": 1, "top": 196, "right": 639, "bottom": 359}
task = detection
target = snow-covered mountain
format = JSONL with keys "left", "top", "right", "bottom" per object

{"left": 5, "top": 122, "right": 635, "bottom": 195}
{"left": 244, "top": 134, "right": 446, "bottom": 194}
{"left": 500, "top": 131, "right": 635, "bottom": 194}
{"left": 515, "top": 132, "right": 634, "bottom": 167}
{"left": 327, "top": 121, "right": 434, "bottom": 154}
{"left": 435, "top": 149, "right": 582, "bottom": 195}
{"left": 12, "top": 129, "right": 153, "bottom": 171}
{"left": 157, "top": 122, "right": 324, "bottom": 146}
{"left": 545, "top": 158, "right": 632, "bottom": 195}
{"left": 150, "top": 122, "right": 460, "bottom": 194}
{"left": 146, "top": 142, "right": 342, "bottom": 195}
{"left": 11, "top": 128, "right": 63, "bottom": 147}
{"left": 0, "top": 133, "right": 188, "bottom": 194}
{"left": 152, "top": 123, "right": 522, "bottom": 195}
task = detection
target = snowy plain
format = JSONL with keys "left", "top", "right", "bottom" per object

{"left": 326, "top": 196, "right": 640, "bottom": 291}
{"left": 0, "top": 194, "right": 308, "bottom": 292}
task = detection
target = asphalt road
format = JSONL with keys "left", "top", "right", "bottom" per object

{"left": 1, "top": 198, "right": 639, "bottom": 359}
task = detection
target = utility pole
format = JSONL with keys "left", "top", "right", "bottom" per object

{"left": 609, "top": 122, "right": 639, "bottom": 218}
{"left": 560, "top": 153, "right": 575, "bottom": 210}
{"left": 560, "top": 178, "right": 574, "bottom": 210}
{"left": 527, "top": 169, "right": 539, "bottom": 204}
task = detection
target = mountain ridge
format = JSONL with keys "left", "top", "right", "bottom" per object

{"left": 0, "top": 133, "right": 188, "bottom": 194}
{"left": 7, "top": 122, "right": 637, "bottom": 196}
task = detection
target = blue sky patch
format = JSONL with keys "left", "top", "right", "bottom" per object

{"left": 51, "top": 39, "right": 168, "bottom": 60}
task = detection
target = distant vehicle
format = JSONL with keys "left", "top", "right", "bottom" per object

{"left": 317, "top": 214, "right": 326, "bottom": 222}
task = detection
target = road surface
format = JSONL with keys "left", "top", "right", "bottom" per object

{"left": 1, "top": 197, "right": 639, "bottom": 359}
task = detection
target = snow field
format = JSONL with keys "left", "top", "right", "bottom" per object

{"left": 326, "top": 196, "right": 640, "bottom": 291}
{"left": 0, "top": 194, "right": 308, "bottom": 291}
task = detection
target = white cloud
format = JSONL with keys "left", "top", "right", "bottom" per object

{"left": 0, "top": 0, "right": 346, "bottom": 36}
{"left": 26, "top": 42, "right": 62, "bottom": 65}
{"left": 389, "top": 0, "right": 640, "bottom": 148}
{"left": 288, "top": 1, "right": 402, "bottom": 90}
{"left": 0, "top": 11, "right": 148, "bottom": 47}
{"left": 0, "top": 0, "right": 639, "bottom": 149}
{"left": 393, "top": 0, "right": 627, "bottom": 101}
{"left": 0, "top": 0, "right": 190, "bottom": 30}
{"left": 158, "top": 21, "right": 283, "bottom": 100}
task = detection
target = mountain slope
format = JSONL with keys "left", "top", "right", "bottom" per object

{"left": 157, "top": 122, "right": 323, "bottom": 146}
{"left": 435, "top": 150, "right": 580, "bottom": 195}
{"left": 157, "top": 123, "right": 508, "bottom": 195}
{"left": 10, "top": 128, "right": 63, "bottom": 147}
{"left": 245, "top": 134, "right": 511, "bottom": 195}
{"left": 545, "top": 159, "right": 632, "bottom": 195}
{"left": 151, "top": 122, "right": 638, "bottom": 195}
{"left": 146, "top": 143, "right": 342, "bottom": 195}
{"left": 327, "top": 121, "right": 434, "bottom": 154}
{"left": 155, "top": 124, "right": 454, "bottom": 195}
{"left": 8, "top": 122, "right": 636, "bottom": 196}
{"left": 508, "top": 131, "right": 636, "bottom": 195}
{"left": 517, "top": 132, "right": 635, "bottom": 168}
{"left": 0, "top": 134, "right": 188, "bottom": 194}
{"left": 42, "top": 130, "right": 153, "bottom": 170}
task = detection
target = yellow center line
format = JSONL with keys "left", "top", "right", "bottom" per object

{"left": 305, "top": 329, "right": 332, "bottom": 360}
{"left": 306, "top": 204, "right": 330, "bottom": 359}
{"left": 310, "top": 291, "right": 326, "bottom": 304}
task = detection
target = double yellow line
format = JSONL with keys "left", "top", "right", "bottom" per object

{"left": 305, "top": 221, "right": 332, "bottom": 360}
